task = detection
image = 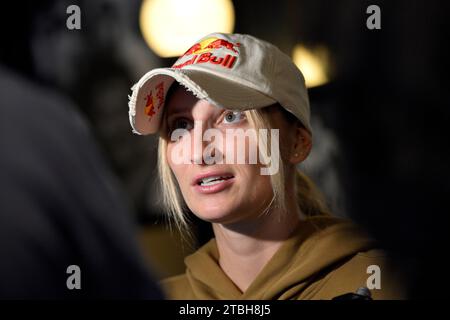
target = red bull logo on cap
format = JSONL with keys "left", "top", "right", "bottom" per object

{"left": 172, "top": 37, "right": 240, "bottom": 70}
{"left": 144, "top": 81, "right": 165, "bottom": 118}
{"left": 183, "top": 38, "right": 240, "bottom": 55}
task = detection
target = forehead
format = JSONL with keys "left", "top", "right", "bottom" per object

{"left": 164, "top": 84, "right": 226, "bottom": 118}
{"left": 165, "top": 85, "right": 198, "bottom": 114}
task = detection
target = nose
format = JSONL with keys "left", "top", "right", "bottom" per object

{"left": 191, "top": 120, "right": 208, "bottom": 165}
{"left": 190, "top": 120, "right": 222, "bottom": 165}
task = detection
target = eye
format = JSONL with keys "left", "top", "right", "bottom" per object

{"left": 173, "top": 118, "right": 192, "bottom": 130}
{"left": 222, "top": 111, "right": 245, "bottom": 124}
{"left": 167, "top": 117, "right": 193, "bottom": 136}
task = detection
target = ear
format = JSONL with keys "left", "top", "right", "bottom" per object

{"left": 289, "top": 126, "right": 312, "bottom": 164}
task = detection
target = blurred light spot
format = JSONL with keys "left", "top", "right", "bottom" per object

{"left": 140, "top": 0, "right": 235, "bottom": 58}
{"left": 292, "top": 45, "right": 330, "bottom": 88}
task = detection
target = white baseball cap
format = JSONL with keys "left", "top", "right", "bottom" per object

{"left": 128, "top": 32, "right": 311, "bottom": 135}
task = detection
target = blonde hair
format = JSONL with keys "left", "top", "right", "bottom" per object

{"left": 157, "top": 104, "right": 331, "bottom": 235}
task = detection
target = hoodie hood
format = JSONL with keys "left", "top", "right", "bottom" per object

{"left": 183, "top": 216, "right": 377, "bottom": 299}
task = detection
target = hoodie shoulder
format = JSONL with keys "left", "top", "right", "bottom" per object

{"left": 161, "top": 273, "right": 195, "bottom": 299}
{"left": 303, "top": 248, "right": 406, "bottom": 300}
{"left": 288, "top": 218, "right": 406, "bottom": 300}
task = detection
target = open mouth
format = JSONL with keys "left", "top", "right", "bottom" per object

{"left": 197, "top": 175, "right": 234, "bottom": 186}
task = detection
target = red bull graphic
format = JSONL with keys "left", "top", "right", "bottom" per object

{"left": 173, "top": 53, "right": 237, "bottom": 69}
{"left": 204, "top": 39, "right": 239, "bottom": 53}
{"left": 155, "top": 82, "right": 165, "bottom": 110}
{"left": 183, "top": 43, "right": 203, "bottom": 56}
{"left": 173, "top": 37, "right": 240, "bottom": 70}
{"left": 144, "top": 92, "right": 155, "bottom": 117}
{"left": 144, "top": 81, "right": 165, "bottom": 118}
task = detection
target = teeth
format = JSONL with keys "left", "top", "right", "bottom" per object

{"left": 202, "top": 176, "right": 221, "bottom": 184}
{"left": 199, "top": 175, "right": 232, "bottom": 186}
{"left": 201, "top": 179, "right": 225, "bottom": 186}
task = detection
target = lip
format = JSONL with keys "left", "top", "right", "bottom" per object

{"left": 192, "top": 171, "right": 235, "bottom": 186}
{"left": 192, "top": 171, "right": 235, "bottom": 194}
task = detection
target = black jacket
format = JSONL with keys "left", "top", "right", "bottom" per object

{"left": 0, "top": 66, "right": 163, "bottom": 299}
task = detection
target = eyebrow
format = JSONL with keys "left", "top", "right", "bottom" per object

{"left": 165, "top": 105, "right": 230, "bottom": 125}
{"left": 166, "top": 109, "right": 191, "bottom": 122}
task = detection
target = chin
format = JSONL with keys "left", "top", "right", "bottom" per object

{"left": 190, "top": 202, "right": 242, "bottom": 224}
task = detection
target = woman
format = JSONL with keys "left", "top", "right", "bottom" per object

{"left": 128, "top": 33, "right": 404, "bottom": 299}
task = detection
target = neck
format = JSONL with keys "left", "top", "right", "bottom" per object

{"left": 212, "top": 203, "right": 303, "bottom": 293}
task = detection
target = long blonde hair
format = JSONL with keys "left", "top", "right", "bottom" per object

{"left": 157, "top": 103, "right": 331, "bottom": 235}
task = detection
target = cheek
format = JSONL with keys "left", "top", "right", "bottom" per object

{"left": 166, "top": 143, "right": 185, "bottom": 182}
{"left": 222, "top": 131, "right": 258, "bottom": 164}
{"left": 254, "top": 170, "right": 273, "bottom": 195}
{"left": 236, "top": 164, "right": 273, "bottom": 199}
{"left": 239, "top": 169, "right": 274, "bottom": 214}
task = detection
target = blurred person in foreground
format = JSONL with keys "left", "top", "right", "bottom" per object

{"left": 0, "top": 2, "right": 163, "bottom": 299}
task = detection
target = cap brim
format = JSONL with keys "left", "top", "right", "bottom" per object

{"left": 128, "top": 68, "right": 277, "bottom": 135}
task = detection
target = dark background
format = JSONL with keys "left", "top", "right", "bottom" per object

{"left": 1, "top": 0, "right": 448, "bottom": 298}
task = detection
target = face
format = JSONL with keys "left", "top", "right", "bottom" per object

{"left": 164, "top": 86, "right": 275, "bottom": 225}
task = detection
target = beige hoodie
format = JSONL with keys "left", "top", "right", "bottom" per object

{"left": 162, "top": 216, "right": 406, "bottom": 299}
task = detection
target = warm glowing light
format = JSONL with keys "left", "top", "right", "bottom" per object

{"left": 292, "top": 45, "right": 330, "bottom": 88}
{"left": 140, "top": 0, "right": 235, "bottom": 58}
